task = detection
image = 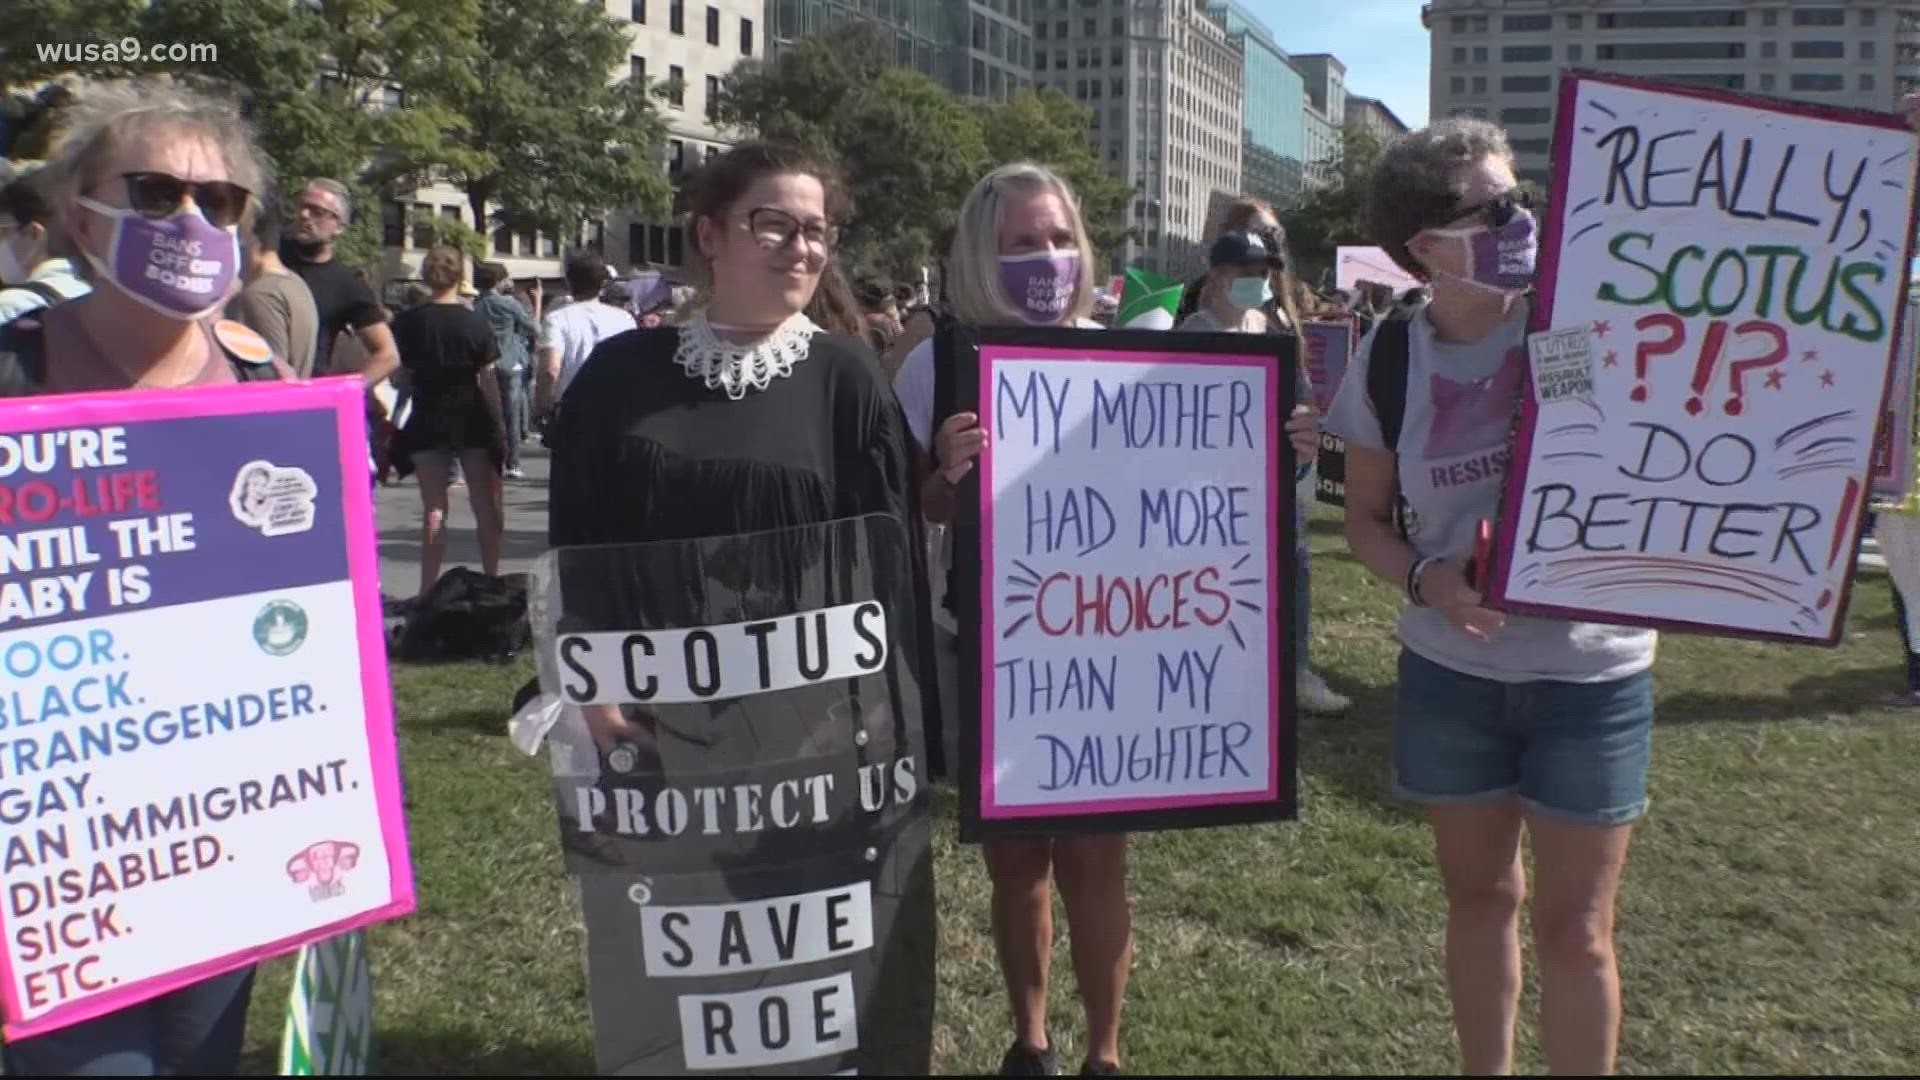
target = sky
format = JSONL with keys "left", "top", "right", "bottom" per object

{"left": 1239, "top": 0, "right": 1432, "bottom": 128}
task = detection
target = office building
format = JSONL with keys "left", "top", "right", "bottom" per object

{"left": 1211, "top": 0, "right": 1308, "bottom": 210}
{"left": 378, "top": 0, "right": 761, "bottom": 289}
{"left": 1034, "top": 0, "right": 1243, "bottom": 276}
{"left": 1425, "top": 0, "right": 1920, "bottom": 188}
{"left": 766, "top": 0, "right": 1033, "bottom": 102}
{"left": 1346, "top": 94, "right": 1410, "bottom": 143}
{"left": 1292, "top": 53, "right": 1347, "bottom": 189}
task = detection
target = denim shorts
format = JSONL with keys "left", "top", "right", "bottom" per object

{"left": 1393, "top": 647, "right": 1655, "bottom": 826}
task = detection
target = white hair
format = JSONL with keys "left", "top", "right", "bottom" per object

{"left": 946, "top": 163, "right": 1096, "bottom": 326}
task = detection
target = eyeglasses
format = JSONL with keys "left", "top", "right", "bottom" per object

{"left": 1443, "top": 188, "right": 1535, "bottom": 230}
{"left": 121, "top": 172, "right": 252, "bottom": 228}
{"left": 741, "top": 207, "right": 838, "bottom": 254}
{"left": 294, "top": 200, "right": 342, "bottom": 225}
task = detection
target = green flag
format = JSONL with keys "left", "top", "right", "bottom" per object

{"left": 1116, "top": 268, "right": 1186, "bottom": 329}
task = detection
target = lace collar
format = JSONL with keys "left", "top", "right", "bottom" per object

{"left": 672, "top": 313, "right": 821, "bottom": 400}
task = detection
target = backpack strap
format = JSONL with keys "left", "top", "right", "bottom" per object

{"left": 930, "top": 322, "right": 960, "bottom": 617}
{"left": 0, "top": 280, "right": 65, "bottom": 314}
{"left": 1363, "top": 301, "right": 1424, "bottom": 540}
{"left": 213, "top": 319, "right": 284, "bottom": 382}
{"left": 0, "top": 316, "right": 48, "bottom": 397}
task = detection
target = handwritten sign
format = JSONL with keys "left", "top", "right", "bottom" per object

{"left": 1872, "top": 298, "right": 1919, "bottom": 501}
{"left": 1489, "top": 71, "right": 1920, "bottom": 643}
{"left": 0, "top": 379, "right": 414, "bottom": 1038}
{"left": 529, "top": 514, "right": 935, "bottom": 1075}
{"left": 1304, "top": 322, "right": 1354, "bottom": 507}
{"left": 949, "top": 325, "right": 1296, "bottom": 838}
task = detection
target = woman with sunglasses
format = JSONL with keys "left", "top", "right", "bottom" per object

{"left": 1324, "top": 118, "right": 1656, "bottom": 1075}
{"left": 544, "top": 140, "right": 938, "bottom": 763}
{"left": 0, "top": 79, "right": 289, "bottom": 1075}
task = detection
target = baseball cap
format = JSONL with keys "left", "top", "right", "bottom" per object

{"left": 1209, "top": 229, "right": 1275, "bottom": 270}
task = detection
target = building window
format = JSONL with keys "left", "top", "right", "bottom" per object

{"left": 669, "top": 0, "right": 683, "bottom": 35}
{"left": 1083, "top": 16, "right": 1095, "bottom": 35}
{"left": 1863, "top": 9, "right": 1877, "bottom": 26}
{"left": 630, "top": 56, "right": 646, "bottom": 84}
{"left": 1501, "top": 106, "right": 1552, "bottom": 125}
{"left": 669, "top": 65, "right": 685, "bottom": 107}
{"left": 706, "top": 5, "right": 719, "bottom": 45}
{"left": 1452, "top": 46, "right": 1467, "bottom": 63}
{"left": 706, "top": 75, "right": 720, "bottom": 119}
{"left": 1111, "top": 76, "right": 1124, "bottom": 96}
{"left": 1791, "top": 73, "right": 1845, "bottom": 92}
{"left": 1762, "top": 10, "right": 1777, "bottom": 26}
{"left": 1511, "top": 138, "right": 1551, "bottom": 155}
{"left": 1451, "top": 76, "right": 1466, "bottom": 94}
{"left": 1762, "top": 41, "right": 1776, "bottom": 58}
{"left": 1761, "top": 73, "right": 1776, "bottom": 91}
{"left": 410, "top": 203, "right": 432, "bottom": 249}
{"left": 740, "top": 17, "right": 753, "bottom": 55}
{"left": 1037, "top": 20, "right": 1047, "bottom": 39}
{"left": 1037, "top": 52, "right": 1048, "bottom": 71}
{"left": 541, "top": 231, "right": 559, "bottom": 258}
{"left": 1795, "top": 40, "right": 1847, "bottom": 60}
{"left": 1449, "top": 16, "right": 1467, "bottom": 32}
{"left": 1863, "top": 41, "right": 1876, "bottom": 59}
{"left": 1502, "top": 75, "right": 1551, "bottom": 93}
{"left": 1566, "top": 14, "right": 1582, "bottom": 29}
{"left": 669, "top": 139, "right": 685, "bottom": 174}
{"left": 493, "top": 226, "right": 512, "bottom": 255}
{"left": 1502, "top": 14, "right": 1550, "bottom": 31}
{"left": 1792, "top": 8, "right": 1845, "bottom": 27}
{"left": 1473, "top": 46, "right": 1487, "bottom": 62}
{"left": 1597, "top": 42, "right": 1745, "bottom": 61}
{"left": 631, "top": 0, "right": 644, "bottom": 23}
{"left": 1502, "top": 45, "right": 1551, "bottom": 63}
{"left": 706, "top": 144, "right": 720, "bottom": 162}
{"left": 381, "top": 202, "right": 405, "bottom": 247}
{"left": 1112, "top": 15, "right": 1123, "bottom": 34}
{"left": 1862, "top": 74, "right": 1877, "bottom": 92}
{"left": 1600, "top": 9, "right": 1744, "bottom": 28}
{"left": 1473, "top": 75, "right": 1487, "bottom": 93}
{"left": 1110, "top": 44, "right": 1122, "bottom": 65}
{"left": 1567, "top": 44, "right": 1582, "bottom": 61}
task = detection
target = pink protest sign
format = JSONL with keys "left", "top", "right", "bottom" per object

{"left": 0, "top": 377, "right": 414, "bottom": 1039}
{"left": 945, "top": 324, "right": 1298, "bottom": 840}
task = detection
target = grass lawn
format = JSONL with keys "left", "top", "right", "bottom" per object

{"left": 241, "top": 508, "right": 1920, "bottom": 1075}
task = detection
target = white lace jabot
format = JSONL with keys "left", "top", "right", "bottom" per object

{"left": 672, "top": 313, "right": 821, "bottom": 400}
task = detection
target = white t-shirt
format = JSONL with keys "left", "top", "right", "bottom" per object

{"left": 541, "top": 299, "right": 635, "bottom": 400}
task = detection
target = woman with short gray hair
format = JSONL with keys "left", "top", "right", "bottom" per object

{"left": 1326, "top": 116, "right": 1656, "bottom": 1075}
{"left": 0, "top": 76, "right": 287, "bottom": 1074}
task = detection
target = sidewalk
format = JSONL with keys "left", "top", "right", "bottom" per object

{"left": 373, "top": 448, "right": 553, "bottom": 600}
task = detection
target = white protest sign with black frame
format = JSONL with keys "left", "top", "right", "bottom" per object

{"left": 947, "top": 323, "right": 1298, "bottom": 840}
{"left": 528, "top": 514, "right": 935, "bottom": 1075}
{"left": 1486, "top": 70, "right": 1920, "bottom": 644}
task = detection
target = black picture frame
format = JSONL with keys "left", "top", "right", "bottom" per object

{"left": 946, "top": 322, "right": 1301, "bottom": 842}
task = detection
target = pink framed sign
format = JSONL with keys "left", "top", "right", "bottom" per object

{"left": 0, "top": 377, "right": 415, "bottom": 1038}
{"left": 1487, "top": 70, "right": 1920, "bottom": 644}
{"left": 947, "top": 324, "right": 1297, "bottom": 840}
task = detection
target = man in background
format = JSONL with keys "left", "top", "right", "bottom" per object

{"left": 281, "top": 177, "right": 397, "bottom": 386}
{"left": 474, "top": 261, "right": 539, "bottom": 478}
{"left": 226, "top": 183, "right": 319, "bottom": 377}
{"left": 536, "top": 252, "right": 634, "bottom": 419}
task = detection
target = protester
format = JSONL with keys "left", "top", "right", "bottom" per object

{"left": 1325, "top": 117, "right": 1657, "bottom": 1076}
{"left": 543, "top": 140, "right": 938, "bottom": 764}
{"left": 226, "top": 181, "right": 320, "bottom": 377}
{"left": 474, "top": 261, "right": 539, "bottom": 477}
{"left": 281, "top": 177, "right": 396, "bottom": 384}
{"left": 892, "top": 162, "right": 1322, "bottom": 1077}
{"left": 534, "top": 251, "right": 636, "bottom": 418}
{"left": 0, "top": 75, "right": 290, "bottom": 1073}
{"left": 389, "top": 245, "right": 508, "bottom": 597}
{"left": 0, "top": 164, "right": 91, "bottom": 323}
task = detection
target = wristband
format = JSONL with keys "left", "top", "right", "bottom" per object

{"left": 1407, "top": 557, "right": 1436, "bottom": 607}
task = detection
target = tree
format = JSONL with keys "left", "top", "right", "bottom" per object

{"left": 1283, "top": 127, "right": 1386, "bottom": 287}
{"left": 717, "top": 23, "right": 987, "bottom": 277}
{"left": 373, "top": 0, "right": 671, "bottom": 252}
{"left": 977, "top": 89, "right": 1134, "bottom": 269}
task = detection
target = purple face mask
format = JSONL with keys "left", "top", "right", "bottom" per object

{"left": 77, "top": 195, "right": 240, "bottom": 320}
{"left": 1431, "top": 208, "right": 1537, "bottom": 296}
{"left": 999, "top": 250, "right": 1080, "bottom": 324}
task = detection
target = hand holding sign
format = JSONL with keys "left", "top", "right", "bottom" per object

{"left": 935, "top": 412, "right": 987, "bottom": 484}
{"left": 1422, "top": 558, "right": 1506, "bottom": 643}
{"left": 1286, "top": 406, "right": 1318, "bottom": 465}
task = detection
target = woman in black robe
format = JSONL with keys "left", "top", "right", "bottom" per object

{"left": 544, "top": 142, "right": 942, "bottom": 773}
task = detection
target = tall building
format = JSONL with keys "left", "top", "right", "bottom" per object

{"left": 1425, "top": 0, "right": 1920, "bottom": 189}
{"left": 377, "top": 0, "right": 762, "bottom": 290}
{"left": 765, "top": 0, "right": 1033, "bottom": 102}
{"left": 1036, "top": 0, "right": 1243, "bottom": 276}
{"left": 1345, "top": 95, "right": 1410, "bottom": 144}
{"left": 1210, "top": 0, "right": 1308, "bottom": 211}
{"left": 1292, "top": 52, "right": 1347, "bottom": 189}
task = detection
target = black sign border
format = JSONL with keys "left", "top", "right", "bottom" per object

{"left": 948, "top": 323, "right": 1300, "bottom": 842}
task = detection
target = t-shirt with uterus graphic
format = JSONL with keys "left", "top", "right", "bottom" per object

{"left": 1326, "top": 302, "right": 1655, "bottom": 684}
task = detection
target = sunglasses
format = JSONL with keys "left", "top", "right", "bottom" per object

{"left": 122, "top": 172, "right": 251, "bottom": 228}
{"left": 1443, "top": 188, "right": 1535, "bottom": 230}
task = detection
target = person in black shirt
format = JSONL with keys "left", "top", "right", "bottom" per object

{"left": 280, "top": 177, "right": 397, "bottom": 383}
{"left": 389, "top": 245, "right": 506, "bottom": 597}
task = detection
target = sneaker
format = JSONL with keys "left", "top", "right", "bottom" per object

{"left": 1080, "top": 1062, "right": 1121, "bottom": 1077}
{"left": 999, "top": 1039, "right": 1059, "bottom": 1076}
{"left": 1299, "top": 668, "right": 1351, "bottom": 715}
{"left": 505, "top": 467, "right": 526, "bottom": 480}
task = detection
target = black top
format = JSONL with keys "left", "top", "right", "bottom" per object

{"left": 547, "top": 326, "right": 946, "bottom": 774}
{"left": 390, "top": 302, "right": 501, "bottom": 471}
{"left": 281, "top": 246, "right": 385, "bottom": 375}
